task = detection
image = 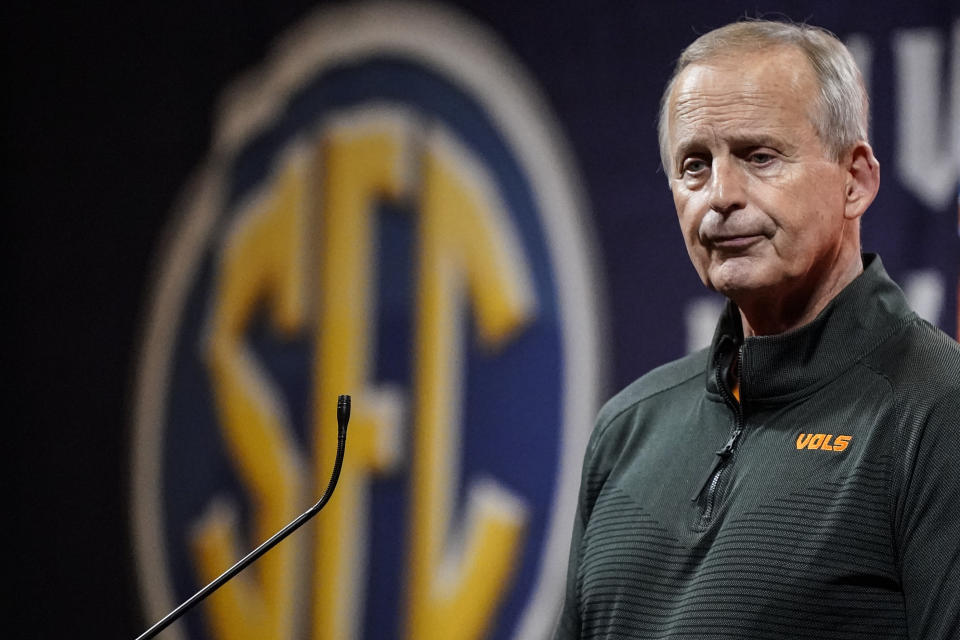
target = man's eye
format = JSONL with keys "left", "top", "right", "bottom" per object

{"left": 748, "top": 152, "right": 775, "bottom": 165}
{"left": 683, "top": 159, "right": 708, "bottom": 175}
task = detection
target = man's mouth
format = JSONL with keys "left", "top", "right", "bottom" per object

{"left": 709, "top": 234, "right": 764, "bottom": 249}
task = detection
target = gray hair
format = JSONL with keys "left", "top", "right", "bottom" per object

{"left": 657, "top": 20, "right": 869, "bottom": 175}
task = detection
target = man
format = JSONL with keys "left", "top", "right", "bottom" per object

{"left": 555, "top": 20, "right": 959, "bottom": 639}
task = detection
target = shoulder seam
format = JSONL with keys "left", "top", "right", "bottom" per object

{"left": 593, "top": 367, "right": 704, "bottom": 444}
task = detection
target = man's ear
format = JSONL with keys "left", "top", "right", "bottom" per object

{"left": 843, "top": 141, "right": 880, "bottom": 221}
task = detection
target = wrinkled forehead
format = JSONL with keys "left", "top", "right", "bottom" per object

{"left": 668, "top": 47, "right": 820, "bottom": 142}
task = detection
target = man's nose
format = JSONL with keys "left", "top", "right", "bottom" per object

{"left": 708, "top": 157, "right": 746, "bottom": 215}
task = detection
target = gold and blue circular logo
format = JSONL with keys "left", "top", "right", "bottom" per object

{"left": 132, "top": 3, "right": 604, "bottom": 638}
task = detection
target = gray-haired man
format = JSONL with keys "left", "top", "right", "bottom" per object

{"left": 555, "top": 20, "right": 960, "bottom": 639}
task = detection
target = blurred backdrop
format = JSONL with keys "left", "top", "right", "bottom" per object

{"left": 9, "top": 1, "right": 958, "bottom": 638}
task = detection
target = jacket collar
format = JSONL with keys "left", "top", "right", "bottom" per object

{"left": 705, "top": 254, "right": 916, "bottom": 404}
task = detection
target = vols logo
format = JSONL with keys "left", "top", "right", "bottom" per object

{"left": 796, "top": 433, "right": 852, "bottom": 452}
{"left": 131, "top": 3, "right": 602, "bottom": 640}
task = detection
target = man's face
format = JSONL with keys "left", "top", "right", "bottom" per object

{"left": 667, "top": 47, "right": 852, "bottom": 304}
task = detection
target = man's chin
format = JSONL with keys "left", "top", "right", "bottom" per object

{"left": 705, "top": 261, "right": 773, "bottom": 299}
{"left": 713, "top": 282, "right": 766, "bottom": 301}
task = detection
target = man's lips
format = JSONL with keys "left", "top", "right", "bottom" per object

{"left": 707, "top": 234, "right": 765, "bottom": 249}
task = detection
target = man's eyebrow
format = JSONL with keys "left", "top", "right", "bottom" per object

{"left": 673, "top": 133, "right": 791, "bottom": 160}
{"left": 672, "top": 137, "right": 708, "bottom": 162}
{"left": 726, "top": 134, "right": 788, "bottom": 150}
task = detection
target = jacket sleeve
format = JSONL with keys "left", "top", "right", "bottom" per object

{"left": 553, "top": 408, "right": 612, "bottom": 640}
{"left": 896, "top": 394, "right": 960, "bottom": 638}
{"left": 553, "top": 406, "right": 620, "bottom": 640}
{"left": 552, "top": 493, "right": 585, "bottom": 640}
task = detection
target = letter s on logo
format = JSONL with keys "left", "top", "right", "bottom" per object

{"left": 832, "top": 435, "right": 852, "bottom": 452}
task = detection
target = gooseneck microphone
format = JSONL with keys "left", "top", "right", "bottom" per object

{"left": 136, "top": 394, "right": 351, "bottom": 640}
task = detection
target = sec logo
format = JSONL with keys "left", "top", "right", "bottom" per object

{"left": 131, "top": 2, "right": 604, "bottom": 639}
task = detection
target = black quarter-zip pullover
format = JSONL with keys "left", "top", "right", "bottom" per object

{"left": 555, "top": 254, "right": 960, "bottom": 639}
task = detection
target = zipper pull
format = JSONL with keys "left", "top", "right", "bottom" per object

{"left": 716, "top": 430, "right": 741, "bottom": 457}
{"left": 690, "top": 429, "right": 742, "bottom": 502}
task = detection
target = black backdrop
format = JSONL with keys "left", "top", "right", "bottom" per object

{"left": 9, "top": 1, "right": 958, "bottom": 637}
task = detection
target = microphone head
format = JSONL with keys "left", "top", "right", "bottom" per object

{"left": 337, "top": 394, "right": 351, "bottom": 429}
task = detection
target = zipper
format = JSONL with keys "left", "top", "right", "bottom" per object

{"left": 691, "top": 346, "right": 745, "bottom": 523}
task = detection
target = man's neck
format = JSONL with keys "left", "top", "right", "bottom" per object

{"left": 738, "top": 253, "right": 864, "bottom": 338}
